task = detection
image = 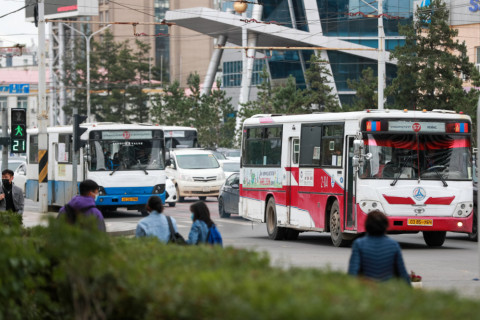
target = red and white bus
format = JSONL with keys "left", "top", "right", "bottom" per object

{"left": 239, "top": 110, "right": 474, "bottom": 247}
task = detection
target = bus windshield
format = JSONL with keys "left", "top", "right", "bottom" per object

{"left": 360, "top": 133, "right": 472, "bottom": 181}
{"left": 165, "top": 130, "right": 199, "bottom": 148}
{"left": 89, "top": 139, "right": 164, "bottom": 171}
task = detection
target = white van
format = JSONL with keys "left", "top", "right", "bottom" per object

{"left": 166, "top": 149, "right": 226, "bottom": 201}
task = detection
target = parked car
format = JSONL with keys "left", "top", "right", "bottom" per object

{"left": 220, "top": 159, "right": 240, "bottom": 178}
{"left": 165, "top": 177, "right": 177, "bottom": 207}
{"left": 166, "top": 149, "right": 226, "bottom": 201}
{"left": 218, "top": 172, "right": 240, "bottom": 218}
{"left": 10, "top": 159, "right": 27, "bottom": 194}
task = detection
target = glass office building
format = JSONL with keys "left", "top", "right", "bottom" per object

{"left": 221, "top": 0, "right": 414, "bottom": 106}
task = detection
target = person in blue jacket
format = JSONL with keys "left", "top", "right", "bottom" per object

{"left": 135, "top": 196, "right": 179, "bottom": 243}
{"left": 187, "top": 201, "right": 214, "bottom": 245}
{"left": 348, "top": 210, "right": 411, "bottom": 285}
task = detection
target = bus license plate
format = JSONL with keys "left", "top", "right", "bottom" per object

{"left": 122, "top": 197, "right": 138, "bottom": 202}
{"left": 407, "top": 219, "right": 433, "bottom": 226}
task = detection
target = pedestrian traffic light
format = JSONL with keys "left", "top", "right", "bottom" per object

{"left": 10, "top": 108, "right": 26, "bottom": 153}
{"left": 73, "top": 114, "right": 88, "bottom": 152}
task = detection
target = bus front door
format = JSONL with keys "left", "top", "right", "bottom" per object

{"left": 343, "top": 137, "right": 356, "bottom": 231}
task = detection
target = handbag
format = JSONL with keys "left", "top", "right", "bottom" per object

{"left": 166, "top": 216, "right": 186, "bottom": 245}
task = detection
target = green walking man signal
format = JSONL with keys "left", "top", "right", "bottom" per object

{"left": 10, "top": 108, "right": 27, "bottom": 154}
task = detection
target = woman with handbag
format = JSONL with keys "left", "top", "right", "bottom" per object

{"left": 187, "top": 201, "right": 215, "bottom": 245}
{"left": 135, "top": 196, "right": 180, "bottom": 243}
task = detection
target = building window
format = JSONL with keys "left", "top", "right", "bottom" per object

{"left": 17, "top": 96, "right": 28, "bottom": 109}
{"left": 476, "top": 47, "right": 480, "bottom": 64}
{"left": 222, "top": 60, "right": 266, "bottom": 88}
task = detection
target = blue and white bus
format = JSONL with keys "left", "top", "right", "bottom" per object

{"left": 26, "top": 123, "right": 166, "bottom": 214}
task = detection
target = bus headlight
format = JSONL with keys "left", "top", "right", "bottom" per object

{"left": 153, "top": 184, "right": 166, "bottom": 194}
{"left": 359, "top": 200, "right": 385, "bottom": 214}
{"left": 98, "top": 186, "right": 107, "bottom": 196}
{"left": 453, "top": 202, "right": 473, "bottom": 217}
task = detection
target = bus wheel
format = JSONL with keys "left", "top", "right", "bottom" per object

{"left": 140, "top": 210, "right": 149, "bottom": 217}
{"left": 168, "top": 202, "right": 176, "bottom": 207}
{"left": 285, "top": 229, "right": 299, "bottom": 240}
{"left": 219, "top": 197, "right": 230, "bottom": 218}
{"left": 266, "top": 197, "right": 286, "bottom": 240}
{"left": 468, "top": 212, "right": 478, "bottom": 241}
{"left": 329, "top": 201, "right": 352, "bottom": 247}
{"left": 423, "top": 231, "right": 446, "bottom": 247}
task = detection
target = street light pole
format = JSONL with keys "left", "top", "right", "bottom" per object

{"left": 63, "top": 23, "right": 111, "bottom": 122}
{"left": 377, "top": 0, "right": 385, "bottom": 110}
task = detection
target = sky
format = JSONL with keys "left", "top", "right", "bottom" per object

{"left": 0, "top": 0, "right": 40, "bottom": 48}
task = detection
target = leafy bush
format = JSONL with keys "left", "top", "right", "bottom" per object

{"left": 1, "top": 211, "right": 480, "bottom": 319}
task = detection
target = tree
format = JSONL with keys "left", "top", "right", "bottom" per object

{"left": 346, "top": 67, "right": 377, "bottom": 110}
{"left": 386, "top": 0, "right": 480, "bottom": 110}
{"left": 203, "top": 79, "right": 236, "bottom": 148}
{"left": 151, "top": 81, "right": 189, "bottom": 126}
{"left": 303, "top": 54, "right": 340, "bottom": 112}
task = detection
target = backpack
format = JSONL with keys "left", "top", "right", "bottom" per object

{"left": 60, "top": 204, "right": 96, "bottom": 225}
{"left": 166, "top": 216, "right": 186, "bottom": 245}
{"left": 207, "top": 224, "right": 223, "bottom": 246}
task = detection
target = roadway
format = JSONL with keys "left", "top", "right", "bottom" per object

{"left": 24, "top": 197, "right": 480, "bottom": 298}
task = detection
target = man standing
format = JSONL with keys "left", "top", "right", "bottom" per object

{"left": 58, "top": 179, "right": 106, "bottom": 232}
{"left": 0, "top": 169, "right": 24, "bottom": 214}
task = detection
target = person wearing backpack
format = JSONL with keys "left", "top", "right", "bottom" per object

{"left": 135, "top": 196, "right": 182, "bottom": 244}
{"left": 187, "top": 201, "right": 222, "bottom": 246}
{"left": 58, "top": 179, "right": 106, "bottom": 232}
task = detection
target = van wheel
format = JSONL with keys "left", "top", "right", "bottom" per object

{"left": 329, "top": 201, "right": 352, "bottom": 247}
{"left": 423, "top": 231, "right": 446, "bottom": 247}
{"left": 176, "top": 186, "right": 184, "bottom": 202}
{"left": 266, "top": 197, "right": 286, "bottom": 240}
{"left": 199, "top": 196, "right": 207, "bottom": 201}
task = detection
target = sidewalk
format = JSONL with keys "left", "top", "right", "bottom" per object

{"left": 22, "top": 210, "right": 136, "bottom": 236}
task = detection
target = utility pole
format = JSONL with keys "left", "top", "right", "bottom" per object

{"left": 38, "top": 0, "right": 48, "bottom": 213}
{"left": 378, "top": 0, "right": 385, "bottom": 110}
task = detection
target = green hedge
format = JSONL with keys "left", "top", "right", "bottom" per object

{"left": 0, "top": 212, "right": 479, "bottom": 319}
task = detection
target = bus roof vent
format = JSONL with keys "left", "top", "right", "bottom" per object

{"left": 431, "top": 109, "right": 456, "bottom": 114}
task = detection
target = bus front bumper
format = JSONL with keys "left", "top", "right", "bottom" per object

{"left": 356, "top": 209, "right": 473, "bottom": 233}
{"left": 96, "top": 192, "right": 166, "bottom": 207}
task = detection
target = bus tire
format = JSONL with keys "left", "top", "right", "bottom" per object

{"left": 329, "top": 201, "right": 352, "bottom": 247}
{"left": 285, "top": 229, "right": 299, "bottom": 240}
{"left": 266, "top": 197, "right": 286, "bottom": 240}
{"left": 140, "top": 209, "right": 149, "bottom": 217}
{"left": 168, "top": 202, "right": 176, "bottom": 207}
{"left": 219, "top": 197, "right": 230, "bottom": 218}
{"left": 423, "top": 231, "right": 446, "bottom": 247}
{"left": 468, "top": 212, "right": 478, "bottom": 241}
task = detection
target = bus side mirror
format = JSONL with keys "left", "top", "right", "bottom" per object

{"left": 353, "top": 139, "right": 364, "bottom": 156}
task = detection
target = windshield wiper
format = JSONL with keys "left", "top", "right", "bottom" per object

{"left": 390, "top": 155, "right": 413, "bottom": 187}
{"left": 109, "top": 165, "right": 121, "bottom": 176}
{"left": 422, "top": 154, "right": 448, "bottom": 187}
